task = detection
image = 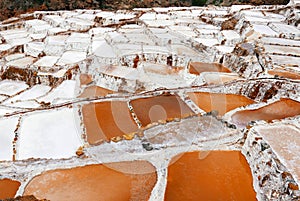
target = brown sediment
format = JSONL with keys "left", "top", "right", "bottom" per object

{"left": 188, "top": 62, "right": 231, "bottom": 75}
{"left": 24, "top": 161, "right": 157, "bottom": 201}
{"left": 231, "top": 98, "right": 300, "bottom": 126}
{"left": 165, "top": 151, "right": 257, "bottom": 201}
{"left": 268, "top": 69, "right": 300, "bottom": 80}
{"left": 130, "top": 95, "right": 194, "bottom": 127}
{"left": 79, "top": 85, "right": 114, "bottom": 98}
{"left": 82, "top": 101, "right": 138, "bottom": 144}
{"left": 188, "top": 92, "right": 255, "bottom": 115}
{"left": 0, "top": 179, "right": 21, "bottom": 199}
{"left": 79, "top": 74, "right": 93, "bottom": 85}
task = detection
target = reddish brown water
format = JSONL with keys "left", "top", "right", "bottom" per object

{"left": 232, "top": 98, "right": 300, "bottom": 126}
{"left": 0, "top": 179, "right": 21, "bottom": 199}
{"left": 130, "top": 95, "right": 194, "bottom": 127}
{"left": 82, "top": 101, "right": 138, "bottom": 144}
{"left": 189, "top": 62, "right": 231, "bottom": 75}
{"left": 268, "top": 69, "right": 300, "bottom": 80}
{"left": 24, "top": 161, "right": 157, "bottom": 201}
{"left": 165, "top": 151, "right": 257, "bottom": 201}
{"left": 79, "top": 85, "right": 114, "bottom": 98}
{"left": 188, "top": 92, "right": 255, "bottom": 115}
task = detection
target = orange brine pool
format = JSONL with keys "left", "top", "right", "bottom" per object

{"left": 165, "top": 151, "right": 257, "bottom": 201}
{"left": 232, "top": 98, "right": 300, "bottom": 126}
{"left": 188, "top": 92, "right": 255, "bottom": 116}
{"left": 268, "top": 69, "right": 300, "bottom": 80}
{"left": 82, "top": 101, "right": 138, "bottom": 144}
{"left": 130, "top": 95, "right": 194, "bottom": 127}
{"left": 0, "top": 178, "right": 21, "bottom": 199}
{"left": 24, "top": 161, "right": 157, "bottom": 201}
{"left": 189, "top": 62, "right": 231, "bottom": 75}
{"left": 79, "top": 85, "right": 114, "bottom": 98}
{"left": 79, "top": 74, "right": 93, "bottom": 85}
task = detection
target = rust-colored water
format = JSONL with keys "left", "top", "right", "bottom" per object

{"left": 165, "top": 151, "right": 257, "bottom": 201}
{"left": 189, "top": 62, "right": 231, "bottom": 75}
{"left": 0, "top": 179, "right": 21, "bottom": 199}
{"left": 188, "top": 92, "right": 255, "bottom": 115}
{"left": 24, "top": 161, "right": 157, "bottom": 201}
{"left": 232, "top": 98, "right": 300, "bottom": 126}
{"left": 268, "top": 69, "right": 300, "bottom": 80}
{"left": 79, "top": 85, "right": 114, "bottom": 98}
{"left": 130, "top": 95, "right": 194, "bottom": 127}
{"left": 82, "top": 101, "right": 138, "bottom": 144}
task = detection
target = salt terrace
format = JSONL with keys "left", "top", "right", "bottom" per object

{"left": 0, "top": 1, "right": 300, "bottom": 201}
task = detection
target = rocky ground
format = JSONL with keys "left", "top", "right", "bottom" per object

{"left": 0, "top": 0, "right": 289, "bottom": 21}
